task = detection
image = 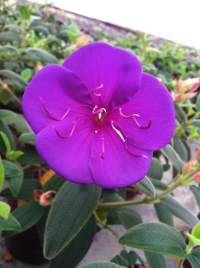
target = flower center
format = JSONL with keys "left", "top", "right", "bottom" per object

{"left": 39, "top": 84, "right": 153, "bottom": 161}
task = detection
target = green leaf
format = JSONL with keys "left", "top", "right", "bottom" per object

{"left": 21, "top": 68, "right": 32, "bottom": 82}
{"left": 0, "top": 45, "right": 19, "bottom": 53}
{"left": 5, "top": 113, "right": 32, "bottom": 133}
{"left": 196, "top": 95, "right": 200, "bottom": 112}
{"left": 18, "top": 145, "right": 44, "bottom": 165}
{"left": 0, "top": 121, "right": 15, "bottom": 153}
{"left": 44, "top": 181, "right": 101, "bottom": 259}
{"left": 18, "top": 5, "right": 30, "bottom": 20}
{"left": 144, "top": 251, "right": 166, "bottom": 268}
{"left": 79, "top": 263, "right": 127, "bottom": 268}
{"left": 19, "top": 133, "right": 35, "bottom": 145}
{"left": 175, "top": 103, "right": 186, "bottom": 122}
{"left": 42, "top": 174, "right": 65, "bottom": 192}
{"left": 0, "top": 70, "right": 27, "bottom": 88}
{"left": 135, "top": 176, "right": 155, "bottom": 197}
{"left": 119, "top": 222, "right": 186, "bottom": 258}
{"left": 110, "top": 255, "right": 129, "bottom": 267}
{"left": 104, "top": 193, "right": 123, "bottom": 203}
{"left": 163, "top": 164, "right": 171, "bottom": 172}
{"left": 120, "top": 250, "right": 137, "bottom": 266}
{"left": 173, "top": 137, "right": 188, "bottom": 162}
{"left": 192, "top": 120, "right": 200, "bottom": 128}
{"left": 0, "top": 110, "right": 16, "bottom": 120}
{"left": 3, "top": 24, "right": 21, "bottom": 32}
{"left": 5, "top": 161, "right": 23, "bottom": 197}
{"left": 68, "top": 23, "right": 79, "bottom": 41}
{"left": 150, "top": 178, "right": 169, "bottom": 191}
{"left": 0, "top": 32, "right": 20, "bottom": 43}
{"left": 50, "top": 215, "right": 96, "bottom": 268}
{"left": 147, "top": 157, "right": 163, "bottom": 180}
{"left": 0, "top": 157, "right": 4, "bottom": 190}
{"left": 187, "top": 247, "right": 200, "bottom": 268}
{"left": 106, "top": 207, "right": 142, "bottom": 225}
{"left": 187, "top": 233, "right": 200, "bottom": 246}
{"left": 1, "top": 200, "right": 44, "bottom": 238}
{"left": 118, "top": 211, "right": 142, "bottom": 229}
{"left": 30, "top": 26, "right": 49, "bottom": 36}
{"left": 0, "top": 213, "right": 21, "bottom": 231}
{"left": 190, "top": 185, "right": 200, "bottom": 210}
{"left": 161, "top": 196, "right": 199, "bottom": 227}
{"left": 0, "top": 131, "right": 11, "bottom": 155}
{"left": 9, "top": 150, "right": 24, "bottom": 158}
{"left": 0, "top": 201, "right": 10, "bottom": 220}
{"left": 192, "top": 222, "right": 200, "bottom": 239}
{"left": 161, "top": 144, "right": 184, "bottom": 172}
{"left": 117, "top": 188, "right": 126, "bottom": 199}
{"left": 26, "top": 48, "right": 58, "bottom": 64}
{"left": 154, "top": 203, "right": 174, "bottom": 226}
{"left": 3, "top": 159, "right": 20, "bottom": 178}
{"left": 0, "top": 179, "right": 41, "bottom": 200}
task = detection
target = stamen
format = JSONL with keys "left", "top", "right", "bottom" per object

{"left": 100, "top": 127, "right": 105, "bottom": 159}
{"left": 92, "top": 105, "right": 106, "bottom": 115}
{"left": 111, "top": 121, "right": 148, "bottom": 159}
{"left": 111, "top": 121, "right": 125, "bottom": 142}
{"left": 119, "top": 108, "right": 139, "bottom": 118}
{"left": 133, "top": 117, "right": 153, "bottom": 129}
{"left": 92, "top": 84, "right": 103, "bottom": 97}
{"left": 119, "top": 108, "right": 153, "bottom": 130}
{"left": 39, "top": 96, "right": 70, "bottom": 121}
{"left": 52, "top": 121, "right": 77, "bottom": 139}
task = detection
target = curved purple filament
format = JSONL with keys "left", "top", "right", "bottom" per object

{"left": 52, "top": 121, "right": 77, "bottom": 138}
{"left": 133, "top": 116, "right": 153, "bottom": 129}
{"left": 39, "top": 96, "right": 70, "bottom": 121}
{"left": 111, "top": 121, "right": 148, "bottom": 159}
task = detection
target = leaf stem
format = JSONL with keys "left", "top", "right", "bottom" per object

{"left": 93, "top": 211, "right": 126, "bottom": 251}
{"left": 0, "top": 80, "right": 22, "bottom": 105}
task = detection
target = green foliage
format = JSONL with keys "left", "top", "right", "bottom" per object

{"left": 1, "top": 200, "right": 44, "bottom": 238}
{"left": 50, "top": 215, "right": 97, "bottom": 268}
{"left": 119, "top": 222, "right": 186, "bottom": 258}
{"left": 44, "top": 181, "right": 101, "bottom": 259}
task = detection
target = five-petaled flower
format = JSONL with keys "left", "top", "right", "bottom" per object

{"left": 22, "top": 42, "right": 175, "bottom": 189}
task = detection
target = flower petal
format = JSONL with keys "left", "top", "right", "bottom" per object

{"left": 89, "top": 124, "right": 153, "bottom": 189}
{"left": 110, "top": 73, "right": 175, "bottom": 150}
{"left": 63, "top": 42, "right": 142, "bottom": 110}
{"left": 22, "top": 64, "right": 92, "bottom": 134}
{"left": 35, "top": 118, "right": 95, "bottom": 184}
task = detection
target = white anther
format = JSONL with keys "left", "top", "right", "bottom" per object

{"left": 111, "top": 121, "right": 125, "bottom": 142}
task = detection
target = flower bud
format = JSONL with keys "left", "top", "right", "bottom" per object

{"left": 35, "top": 63, "right": 43, "bottom": 73}
{"left": 175, "top": 93, "right": 184, "bottom": 102}
{"left": 40, "top": 191, "right": 56, "bottom": 206}
{"left": 182, "top": 162, "right": 192, "bottom": 174}
{"left": 34, "top": 190, "right": 43, "bottom": 202}
{"left": 170, "top": 91, "right": 175, "bottom": 100}
{"left": 176, "top": 77, "right": 183, "bottom": 92}
{"left": 76, "top": 35, "right": 90, "bottom": 47}
{"left": 196, "top": 149, "right": 200, "bottom": 163}
{"left": 183, "top": 92, "right": 197, "bottom": 100}
{"left": 194, "top": 172, "right": 200, "bottom": 182}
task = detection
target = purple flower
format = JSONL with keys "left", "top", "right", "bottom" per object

{"left": 22, "top": 42, "right": 175, "bottom": 189}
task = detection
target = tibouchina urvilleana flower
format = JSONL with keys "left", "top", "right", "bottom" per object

{"left": 22, "top": 42, "right": 175, "bottom": 189}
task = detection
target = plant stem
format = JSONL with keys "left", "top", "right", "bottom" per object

{"left": 0, "top": 80, "right": 22, "bottom": 105}
{"left": 165, "top": 256, "right": 176, "bottom": 262}
{"left": 93, "top": 211, "right": 126, "bottom": 251}
{"left": 177, "top": 259, "right": 184, "bottom": 268}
